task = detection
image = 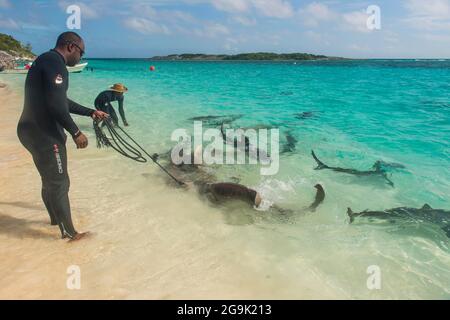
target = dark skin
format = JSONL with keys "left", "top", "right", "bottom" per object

{"left": 55, "top": 38, "right": 108, "bottom": 242}
{"left": 116, "top": 91, "right": 129, "bottom": 126}
{"left": 55, "top": 39, "right": 109, "bottom": 150}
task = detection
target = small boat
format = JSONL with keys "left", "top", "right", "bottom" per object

{"left": 0, "top": 62, "right": 89, "bottom": 74}
{"left": 67, "top": 62, "right": 88, "bottom": 73}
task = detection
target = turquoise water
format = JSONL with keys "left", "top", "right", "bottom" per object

{"left": 76, "top": 59, "right": 450, "bottom": 206}
{"left": 2, "top": 59, "right": 450, "bottom": 298}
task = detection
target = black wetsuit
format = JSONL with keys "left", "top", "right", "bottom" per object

{"left": 94, "top": 90, "right": 126, "bottom": 126}
{"left": 17, "top": 49, "right": 95, "bottom": 239}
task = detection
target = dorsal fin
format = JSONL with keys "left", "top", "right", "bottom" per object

{"left": 422, "top": 204, "right": 432, "bottom": 210}
{"left": 311, "top": 150, "right": 329, "bottom": 170}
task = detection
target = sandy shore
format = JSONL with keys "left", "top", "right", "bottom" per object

{"left": 0, "top": 80, "right": 343, "bottom": 300}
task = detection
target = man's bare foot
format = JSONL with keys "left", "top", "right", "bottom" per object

{"left": 67, "top": 232, "right": 91, "bottom": 243}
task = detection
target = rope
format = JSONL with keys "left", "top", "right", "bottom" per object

{"left": 93, "top": 118, "right": 185, "bottom": 186}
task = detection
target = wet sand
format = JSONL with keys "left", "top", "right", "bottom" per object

{"left": 0, "top": 81, "right": 342, "bottom": 299}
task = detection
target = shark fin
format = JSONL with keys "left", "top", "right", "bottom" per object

{"left": 311, "top": 150, "right": 329, "bottom": 170}
{"left": 372, "top": 161, "right": 382, "bottom": 172}
{"left": 422, "top": 204, "right": 433, "bottom": 210}
{"left": 442, "top": 226, "right": 450, "bottom": 239}
{"left": 347, "top": 208, "right": 355, "bottom": 224}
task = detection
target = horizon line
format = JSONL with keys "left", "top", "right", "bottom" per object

{"left": 83, "top": 57, "right": 450, "bottom": 60}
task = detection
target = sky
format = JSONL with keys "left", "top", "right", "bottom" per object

{"left": 0, "top": 0, "right": 449, "bottom": 58}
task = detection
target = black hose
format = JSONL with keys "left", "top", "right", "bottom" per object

{"left": 93, "top": 118, "right": 185, "bottom": 186}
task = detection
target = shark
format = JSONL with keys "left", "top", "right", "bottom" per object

{"left": 311, "top": 150, "right": 396, "bottom": 187}
{"left": 281, "top": 131, "right": 298, "bottom": 154}
{"left": 149, "top": 149, "right": 324, "bottom": 214}
{"left": 347, "top": 204, "right": 450, "bottom": 238}
{"left": 188, "top": 114, "right": 243, "bottom": 127}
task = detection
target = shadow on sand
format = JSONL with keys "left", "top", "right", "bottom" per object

{"left": 0, "top": 210, "right": 54, "bottom": 240}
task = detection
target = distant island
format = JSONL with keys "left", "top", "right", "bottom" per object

{"left": 0, "top": 33, "right": 35, "bottom": 71}
{"left": 149, "top": 52, "right": 344, "bottom": 61}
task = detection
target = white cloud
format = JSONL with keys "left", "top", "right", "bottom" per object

{"left": 298, "top": 3, "right": 372, "bottom": 33}
{"left": 403, "top": 16, "right": 450, "bottom": 31}
{"left": 0, "top": 0, "right": 11, "bottom": 8}
{"left": 304, "top": 30, "right": 320, "bottom": 40}
{"left": 299, "top": 2, "right": 337, "bottom": 27}
{"left": 77, "top": 3, "right": 99, "bottom": 19}
{"left": 211, "top": 0, "right": 249, "bottom": 13}
{"left": 405, "top": 0, "right": 450, "bottom": 18}
{"left": 131, "top": 3, "right": 199, "bottom": 25}
{"left": 342, "top": 11, "right": 372, "bottom": 33}
{"left": 194, "top": 22, "right": 229, "bottom": 37}
{"left": 125, "top": 3, "right": 230, "bottom": 39}
{"left": 165, "top": 10, "right": 198, "bottom": 24}
{"left": 383, "top": 31, "right": 400, "bottom": 44}
{"left": 0, "top": 16, "right": 19, "bottom": 29}
{"left": 58, "top": 1, "right": 99, "bottom": 19}
{"left": 189, "top": 0, "right": 293, "bottom": 18}
{"left": 207, "top": 22, "right": 230, "bottom": 36}
{"left": 124, "top": 17, "right": 171, "bottom": 35}
{"left": 404, "top": 0, "right": 450, "bottom": 31}
{"left": 349, "top": 44, "right": 371, "bottom": 52}
{"left": 417, "top": 33, "right": 450, "bottom": 42}
{"left": 252, "top": 0, "right": 294, "bottom": 19}
{"left": 232, "top": 15, "right": 256, "bottom": 26}
{"left": 223, "top": 36, "right": 244, "bottom": 52}
{"left": 304, "top": 30, "right": 330, "bottom": 46}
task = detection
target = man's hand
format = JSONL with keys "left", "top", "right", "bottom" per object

{"left": 73, "top": 132, "right": 88, "bottom": 149}
{"left": 92, "top": 110, "right": 109, "bottom": 121}
{"left": 124, "top": 121, "right": 129, "bottom": 127}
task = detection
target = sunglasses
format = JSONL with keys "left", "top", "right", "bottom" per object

{"left": 67, "top": 41, "right": 85, "bottom": 57}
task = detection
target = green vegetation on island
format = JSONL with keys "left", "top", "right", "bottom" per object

{"left": 149, "top": 52, "right": 343, "bottom": 61}
{"left": 0, "top": 33, "right": 36, "bottom": 71}
{"left": 0, "top": 33, "right": 35, "bottom": 58}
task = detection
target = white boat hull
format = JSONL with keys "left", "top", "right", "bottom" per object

{"left": 1, "top": 62, "right": 88, "bottom": 74}
{"left": 67, "top": 62, "right": 88, "bottom": 73}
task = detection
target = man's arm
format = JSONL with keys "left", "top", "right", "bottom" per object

{"left": 68, "top": 99, "right": 95, "bottom": 117}
{"left": 118, "top": 96, "right": 128, "bottom": 124}
{"left": 42, "top": 61, "right": 79, "bottom": 136}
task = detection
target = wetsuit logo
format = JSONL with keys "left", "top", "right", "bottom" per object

{"left": 53, "top": 144, "right": 64, "bottom": 174}
{"left": 55, "top": 74, "right": 63, "bottom": 85}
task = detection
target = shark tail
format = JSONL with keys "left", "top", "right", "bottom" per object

{"left": 347, "top": 208, "right": 356, "bottom": 224}
{"left": 308, "top": 184, "right": 325, "bottom": 212}
{"left": 311, "top": 150, "right": 329, "bottom": 170}
{"left": 382, "top": 173, "right": 395, "bottom": 188}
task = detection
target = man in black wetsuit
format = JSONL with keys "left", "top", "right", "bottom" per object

{"left": 17, "top": 32, "right": 108, "bottom": 242}
{"left": 95, "top": 83, "right": 129, "bottom": 127}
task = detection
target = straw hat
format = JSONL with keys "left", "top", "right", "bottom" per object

{"left": 109, "top": 83, "right": 128, "bottom": 93}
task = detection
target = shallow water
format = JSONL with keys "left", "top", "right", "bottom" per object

{"left": 1, "top": 59, "right": 449, "bottom": 299}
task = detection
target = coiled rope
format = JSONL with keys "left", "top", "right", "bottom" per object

{"left": 93, "top": 118, "right": 185, "bottom": 186}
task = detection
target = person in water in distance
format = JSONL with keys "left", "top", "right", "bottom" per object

{"left": 95, "top": 83, "right": 129, "bottom": 127}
